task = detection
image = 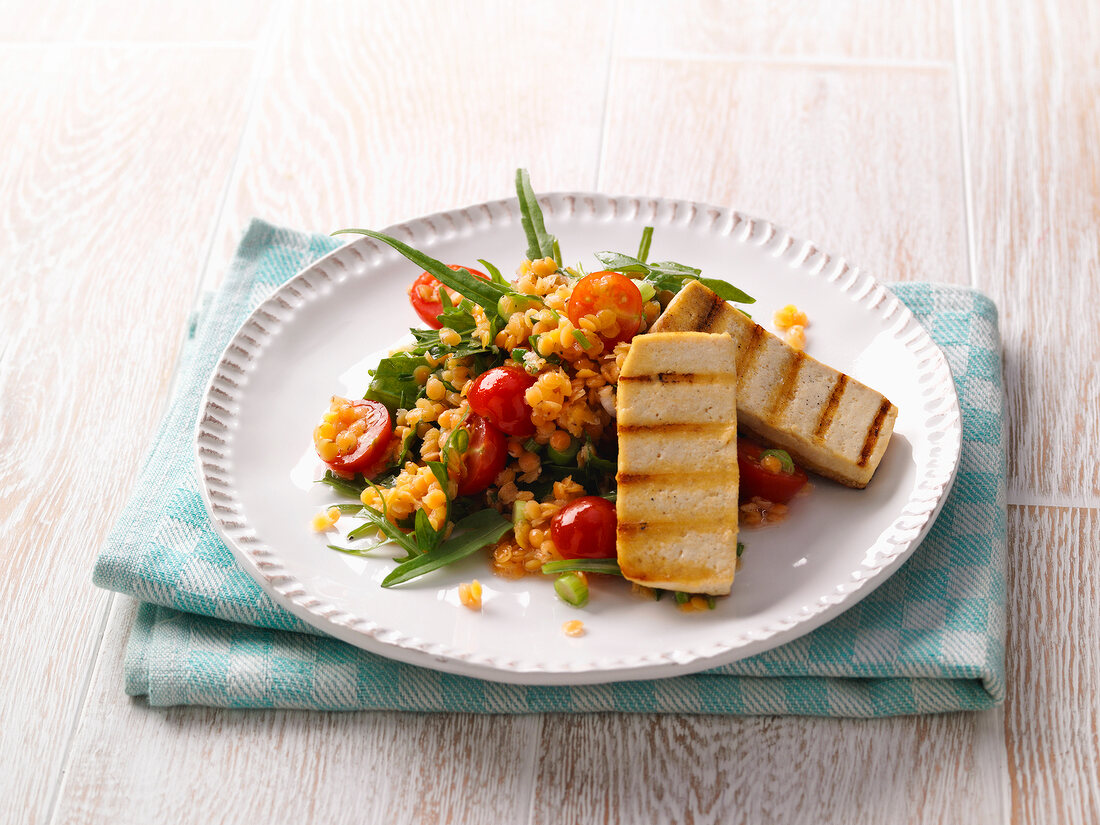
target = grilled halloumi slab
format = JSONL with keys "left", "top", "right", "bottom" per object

{"left": 651, "top": 281, "right": 897, "bottom": 488}
{"left": 616, "top": 332, "right": 740, "bottom": 595}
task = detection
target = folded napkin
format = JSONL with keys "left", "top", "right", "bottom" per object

{"left": 94, "top": 219, "right": 1006, "bottom": 715}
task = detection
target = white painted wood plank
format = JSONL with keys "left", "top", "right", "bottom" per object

{"left": 0, "top": 44, "right": 255, "bottom": 825}
{"left": 203, "top": 0, "right": 616, "bottom": 294}
{"left": 597, "top": 59, "right": 971, "bottom": 288}
{"left": 52, "top": 598, "right": 542, "bottom": 825}
{"left": 533, "top": 711, "right": 1007, "bottom": 825}
{"left": 957, "top": 0, "right": 1100, "bottom": 502}
{"left": 0, "top": 0, "right": 273, "bottom": 42}
{"left": 1004, "top": 506, "right": 1100, "bottom": 824}
{"left": 616, "top": 0, "right": 955, "bottom": 62}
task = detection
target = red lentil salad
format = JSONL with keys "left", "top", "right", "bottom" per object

{"left": 311, "top": 170, "right": 802, "bottom": 609}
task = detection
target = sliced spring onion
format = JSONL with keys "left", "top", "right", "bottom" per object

{"left": 635, "top": 280, "right": 656, "bottom": 302}
{"left": 450, "top": 427, "right": 469, "bottom": 454}
{"left": 571, "top": 329, "right": 592, "bottom": 349}
{"left": 673, "top": 591, "right": 691, "bottom": 605}
{"left": 554, "top": 573, "right": 589, "bottom": 607}
{"left": 541, "top": 558, "right": 623, "bottom": 577}
{"left": 759, "top": 448, "right": 795, "bottom": 473}
{"left": 546, "top": 438, "right": 580, "bottom": 466}
{"left": 737, "top": 541, "right": 745, "bottom": 558}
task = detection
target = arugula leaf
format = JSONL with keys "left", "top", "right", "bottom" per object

{"left": 355, "top": 504, "right": 419, "bottom": 557}
{"left": 381, "top": 509, "right": 513, "bottom": 587}
{"left": 365, "top": 351, "right": 429, "bottom": 412}
{"left": 414, "top": 508, "right": 443, "bottom": 553}
{"left": 592, "top": 251, "right": 755, "bottom": 304}
{"left": 332, "top": 228, "right": 511, "bottom": 313}
{"left": 515, "top": 168, "right": 557, "bottom": 261}
{"left": 318, "top": 470, "right": 367, "bottom": 498}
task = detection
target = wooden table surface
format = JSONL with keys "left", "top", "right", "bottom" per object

{"left": 3, "top": 1, "right": 1097, "bottom": 823}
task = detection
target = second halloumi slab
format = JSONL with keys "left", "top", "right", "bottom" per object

{"left": 616, "top": 331, "right": 740, "bottom": 596}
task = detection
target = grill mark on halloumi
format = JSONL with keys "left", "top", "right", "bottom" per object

{"left": 735, "top": 325, "right": 767, "bottom": 387}
{"left": 619, "top": 372, "right": 731, "bottom": 385}
{"left": 767, "top": 350, "right": 805, "bottom": 421}
{"left": 813, "top": 374, "right": 847, "bottom": 443}
{"left": 617, "top": 469, "right": 741, "bottom": 485}
{"left": 699, "top": 290, "right": 727, "bottom": 332}
{"left": 619, "top": 519, "right": 737, "bottom": 538}
{"left": 858, "top": 399, "right": 894, "bottom": 467}
{"left": 617, "top": 421, "right": 733, "bottom": 436}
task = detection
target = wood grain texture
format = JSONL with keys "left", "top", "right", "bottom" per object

{"left": 204, "top": 0, "right": 615, "bottom": 293}
{"left": 533, "top": 711, "right": 1006, "bottom": 825}
{"left": 616, "top": 0, "right": 955, "bottom": 62}
{"left": 598, "top": 58, "right": 970, "bottom": 287}
{"left": 0, "top": 0, "right": 272, "bottom": 41}
{"left": 0, "top": 45, "right": 254, "bottom": 824}
{"left": 957, "top": 0, "right": 1100, "bottom": 502}
{"left": 53, "top": 598, "right": 542, "bottom": 825}
{"left": 1004, "top": 505, "right": 1100, "bottom": 824}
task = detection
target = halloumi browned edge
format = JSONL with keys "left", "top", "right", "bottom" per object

{"left": 616, "top": 331, "right": 739, "bottom": 596}
{"left": 650, "top": 280, "right": 897, "bottom": 489}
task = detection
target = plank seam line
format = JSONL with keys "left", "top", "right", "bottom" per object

{"left": 44, "top": 592, "right": 117, "bottom": 825}
{"left": 593, "top": 0, "right": 622, "bottom": 191}
{"left": 522, "top": 716, "right": 545, "bottom": 825}
{"left": 614, "top": 50, "right": 953, "bottom": 71}
{"left": 951, "top": 0, "right": 979, "bottom": 290}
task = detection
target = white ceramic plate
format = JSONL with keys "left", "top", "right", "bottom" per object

{"left": 195, "top": 193, "right": 962, "bottom": 685}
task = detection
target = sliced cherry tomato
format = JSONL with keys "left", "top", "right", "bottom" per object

{"left": 456, "top": 414, "right": 507, "bottom": 496}
{"left": 408, "top": 265, "right": 489, "bottom": 329}
{"left": 566, "top": 271, "right": 643, "bottom": 345}
{"left": 550, "top": 496, "right": 617, "bottom": 559}
{"left": 467, "top": 366, "right": 537, "bottom": 437}
{"left": 313, "top": 397, "right": 393, "bottom": 476}
{"left": 737, "top": 438, "right": 809, "bottom": 504}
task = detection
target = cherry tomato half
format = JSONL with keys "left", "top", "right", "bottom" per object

{"left": 566, "top": 271, "right": 643, "bottom": 345}
{"left": 456, "top": 414, "right": 507, "bottom": 496}
{"left": 737, "top": 438, "right": 809, "bottom": 504}
{"left": 313, "top": 397, "right": 393, "bottom": 477}
{"left": 550, "top": 496, "right": 617, "bottom": 559}
{"left": 408, "top": 265, "right": 489, "bottom": 329}
{"left": 467, "top": 366, "right": 537, "bottom": 437}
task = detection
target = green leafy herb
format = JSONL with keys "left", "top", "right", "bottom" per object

{"left": 318, "top": 470, "right": 367, "bottom": 498}
{"left": 515, "top": 168, "right": 558, "bottom": 262}
{"left": 365, "top": 351, "right": 430, "bottom": 412}
{"left": 332, "top": 228, "right": 511, "bottom": 313}
{"left": 592, "top": 251, "right": 755, "bottom": 304}
{"left": 326, "top": 541, "right": 386, "bottom": 557}
{"left": 414, "top": 507, "right": 444, "bottom": 553}
{"left": 381, "top": 509, "right": 513, "bottom": 587}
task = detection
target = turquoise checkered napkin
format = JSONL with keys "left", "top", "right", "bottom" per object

{"left": 94, "top": 220, "right": 1006, "bottom": 715}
